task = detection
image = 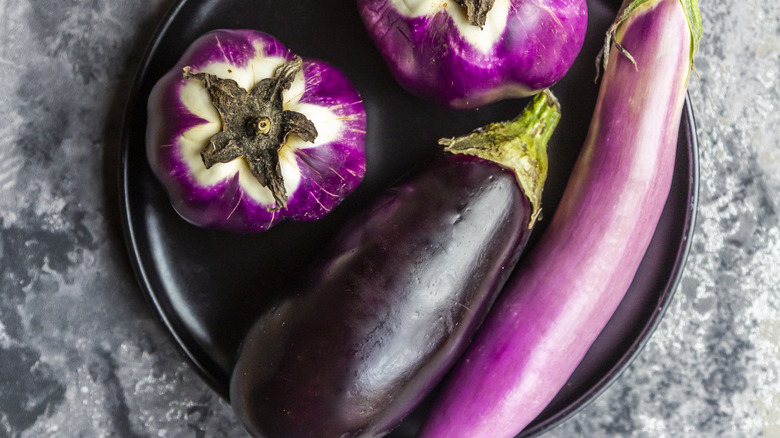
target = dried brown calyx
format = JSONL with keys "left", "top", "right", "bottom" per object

{"left": 183, "top": 56, "right": 318, "bottom": 210}
{"left": 454, "top": 0, "right": 495, "bottom": 28}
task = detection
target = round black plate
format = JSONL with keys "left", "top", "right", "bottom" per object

{"left": 119, "top": 0, "right": 698, "bottom": 436}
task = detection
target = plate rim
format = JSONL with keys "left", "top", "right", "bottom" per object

{"left": 118, "top": 0, "right": 231, "bottom": 396}
{"left": 117, "top": 0, "right": 700, "bottom": 435}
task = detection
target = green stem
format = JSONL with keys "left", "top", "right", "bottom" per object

{"left": 183, "top": 57, "right": 317, "bottom": 210}
{"left": 597, "top": 0, "right": 702, "bottom": 76}
{"left": 439, "top": 90, "right": 560, "bottom": 228}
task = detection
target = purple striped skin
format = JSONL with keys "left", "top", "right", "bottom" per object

{"left": 146, "top": 30, "right": 366, "bottom": 232}
{"left": 420, "top": 1, "right": 694, "bottom": 437}
{"left": 357, "top": 0, "right": 587, "bottom": 109}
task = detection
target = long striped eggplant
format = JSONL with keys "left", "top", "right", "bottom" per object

{"left": 419, "top": 1, "right": 702, "bottom": 437}
{"left": 229, "top": 92, "right": 559, "bottom": 438}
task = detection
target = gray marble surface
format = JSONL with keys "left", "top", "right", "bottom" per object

{"left": 0, "top": 0, "right": 778, "bottom": 437}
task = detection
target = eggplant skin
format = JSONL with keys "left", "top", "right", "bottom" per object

{"left": 230, "top": 153, "right": 532, "bottom": 438}
{"left": 357, "top": 0, "right": 587, "bottom": 109}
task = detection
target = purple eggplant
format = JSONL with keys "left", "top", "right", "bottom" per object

{"left": 357, "top": 0, "right": 587, "bottom": 109}
{"left": 229, "top": 92, "right": 560, "bottom": 438}
{"left": 146, "top": 29, "right": 366, "bottom": 232}
{"left": 419, "top": 1, "right": 702, "bottom": 437}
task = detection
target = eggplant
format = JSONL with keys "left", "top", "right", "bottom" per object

{"left": 146, "top": 29, "right": 366, "bottom": 232}
{"left": 229, "top": 92, "right": 561, "bottom": 438}
{"left": 419, "top": 1, "right": 702, "bottom": 437}
{"left": 357, "top": 0, "right": 588, "bottom": 109}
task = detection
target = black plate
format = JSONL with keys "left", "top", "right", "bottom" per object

{"left": 119, "top": 0, "right": 698, "bottom": 436}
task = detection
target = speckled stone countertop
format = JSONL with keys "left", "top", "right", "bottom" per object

{"left": 1, "top": 0, "right": 778, "bottom": 436}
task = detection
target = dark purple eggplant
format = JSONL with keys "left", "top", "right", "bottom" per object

{"left": 229, "top": 92, "right": 560, "bottom": 438}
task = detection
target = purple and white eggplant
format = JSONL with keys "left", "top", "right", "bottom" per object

{"left": 230, "top": 92, "right": 559, "bottom": 438}
{"left": 420, "top": 0, "right": 702, "bottom": 437}
{"left": 146, "top": 29, "right": 366, "bottom": 232}
{"left": 357, "top": 0, "right": 588, "bottom": 109}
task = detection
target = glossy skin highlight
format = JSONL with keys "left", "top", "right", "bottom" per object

{"left": 420, "top": 1, "right": 695, "bottom": 437}
{"left": 146, "top": 30, "right": 366, "bottom": 232}
{"left": 357, "top": 0, "right": 587, "bottom": 109}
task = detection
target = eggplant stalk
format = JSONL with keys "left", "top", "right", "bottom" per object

{"left": 453, "top": 0, "right": 496, "bottom": 28}
{"left": 441, "top": 90, "right": 559, "bottom": 227}
{"left": 183, "top": 57, "right": 317, "bottom": 209}
{"left": 597, "top": 0, "right": 700, "bottom": 77}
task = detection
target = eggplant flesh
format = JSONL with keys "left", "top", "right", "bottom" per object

{"left": 230, "top": 153, "right": 532, "bottom": 438}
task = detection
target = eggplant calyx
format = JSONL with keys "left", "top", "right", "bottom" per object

{"left": 453, "top": 0, "right": 495, "bottom": 28}
{"left": 183, "top": 56, "right": 318, "bottom": 210}
{"left": 439, "top": 90, "right": 560, "bottom": 228}
{"left": 595, "top": 0, "right": 702, "bottom": 81}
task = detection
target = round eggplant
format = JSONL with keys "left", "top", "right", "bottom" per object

{"left": 357, "top": 0, "right": 588, "bottom": 109}
{"left": 146, "top": 29, "right": 366, "bottom": 232}
{"left": 229, "top": 92, "right": 560, "bottom": 438}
